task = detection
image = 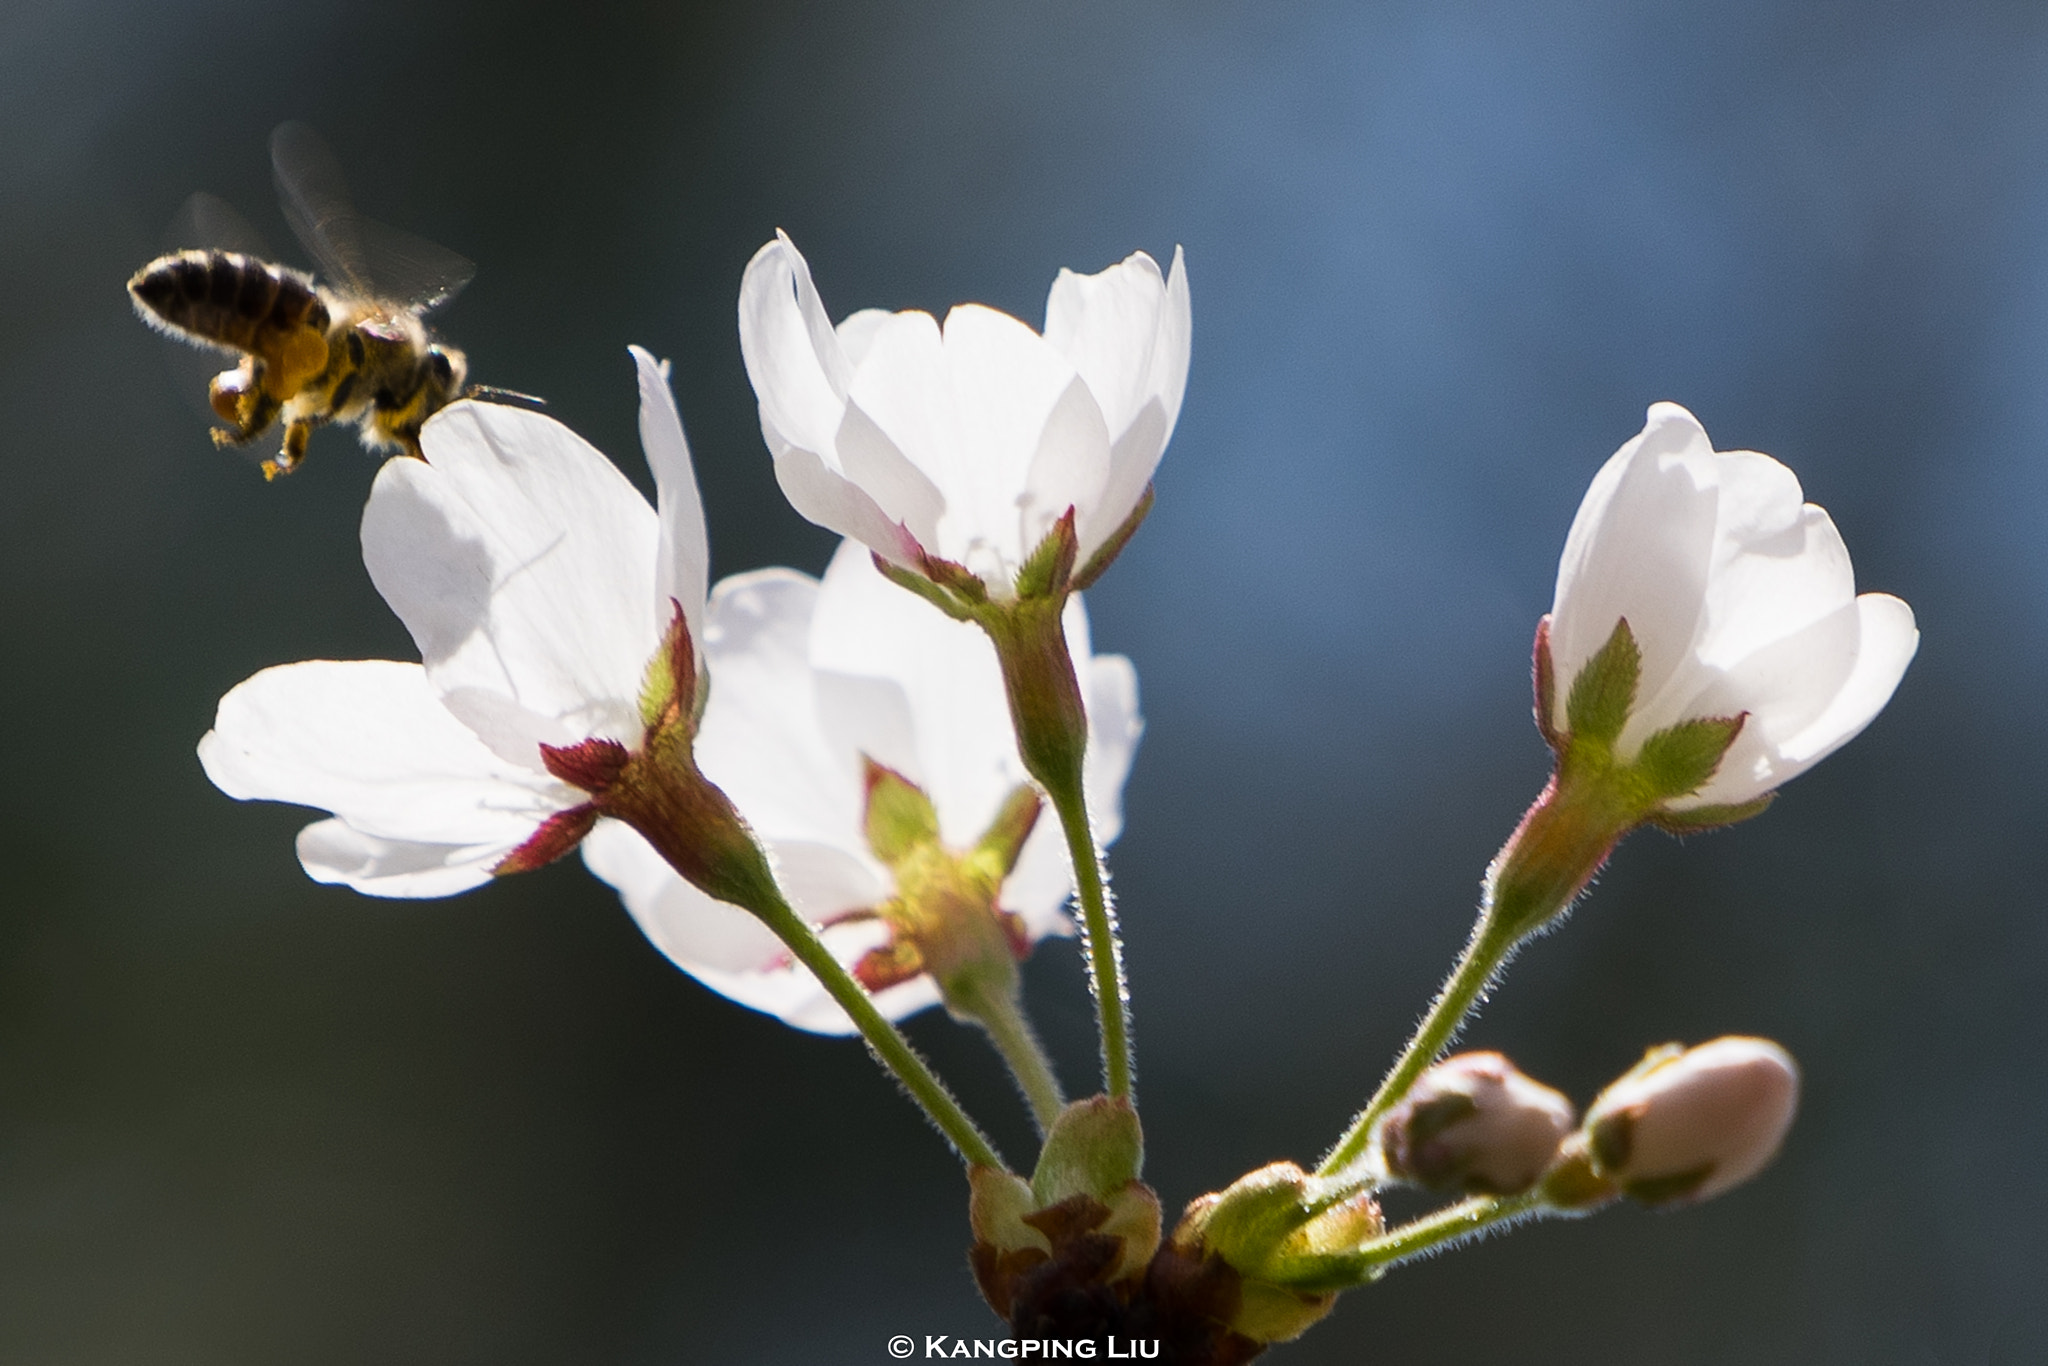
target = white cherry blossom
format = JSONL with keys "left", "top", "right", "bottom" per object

{"left": 738, "top": 231, "right": 1190, "bottom": 593}
{"left": 199, "top": 348, "right": 706, "bottom": 896}
{"left": 1547, "top": 403, "right": 1918, "bottom": 809}
{"left": 582, "top": 539, "right": 1143, "bottom": 1034}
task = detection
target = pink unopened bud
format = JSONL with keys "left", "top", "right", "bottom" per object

{"left": 1584, "top": 1036, "right": 1800, "bottom": 1207}
{"left": 1376, "top": 1051, "right": 1576, "bottom": 1195}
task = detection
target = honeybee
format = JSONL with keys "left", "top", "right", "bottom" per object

{"left": 128, "top": 123, "right": 528, "bottom": 479}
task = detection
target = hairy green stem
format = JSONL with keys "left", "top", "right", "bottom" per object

{"left": 1317, "top": 765, "right": 1637, "bottom": 1178}
{"left": 1317, "top": 914, "right": 1517, "bottom": 1176}
{"left": 1350, "top": 1190, "right": 1546, "bottom": 1272}
{"left": 1047, "top": 782, "right": 1133, "bottom": 1102}
{"left": 749, "top": 892, "right": 1005, "bottom": 1170}
{"left": 949, "top": 972, "right": 1066, "bottom": 1133}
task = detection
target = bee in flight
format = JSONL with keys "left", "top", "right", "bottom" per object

{"left": 128, "top": 122, "right": 532, "bottom": 479}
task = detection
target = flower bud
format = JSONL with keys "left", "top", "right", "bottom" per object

{"left": 1583, "top": 1036, "right": 1799, "bottom": 1207}
{"left": 1375, "top": 1051, "right": 1576, "bottom": 1195}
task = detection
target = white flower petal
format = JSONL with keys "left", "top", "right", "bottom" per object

{"left": 631, "top": 345, "right": 709, "bottom": 637}
{"left": 581, "top": 819, "right": 927, "bottom": 1036}
{"left": 1626, "top": 501, "right": 1854, "bottom": 745}
{"left": 1779, "top": 593, "right": 1919, "bottom": 763}
{"left": 1002, "top": 826, "right": 1080, "bottom": 941}
{"left": 835, "top": 307, "right": 895, "bottom": 367}
{"left": 695, "top": 568, "right": 866, "bottom": 848}
{"left": 199, "top": 659, "right": 564, "bottom": 846}
{"left": 935, "top": 304, "right": 1087, "bottom": 574}
{"left": 812, "top": 668, "right": 923, "bottom": 791}
{"left": 744, "top": 238, "right": 1184, "bottom": 590}
{"left": 810, "top": 540, "right": 1026, "bottom": 845}
{"left": 1043, "top": 249, "right": 1172, "bottom": 442}
{"left": 1083, "top": 398, "right": 1169, "bottom": 560}
{"left": 1552, "top": 404, "right": 1915, "bottom": 806}
{"left": 1021, "top": 376, "right": 1114, "bottom": 556}
{"left": 837, "top": 393, "right": 946, "bottom": 550}
{"left": 1671, "top": 593, "right": 1918, "bottom": 809}
{"left": 771, "top": 445, "right": 922, "bottom": 568}
{"left": 738, "top": 232, "right": 852, "bottom": 461}
{"left": 1083, "top": 653, "right": 1144, "bottom": 844}
{"left": 1550, "top": 403, "right": 1721, "bottom": 730}
{"left": 295, "top": 819, "right": 507, "bottom": 898}
{"left": 370, "top": 402, "right": 659, "bottom": 743}
{"left": 1048, "top": 247, "right": 1190, "bottom": 554}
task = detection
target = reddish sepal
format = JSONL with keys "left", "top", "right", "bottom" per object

{"left": 853, "top": 936, "right": 925, "bottom": 993}
{"left": 1532, "top": 614, "right": 1562, "bottom": 752}
{"left": 540, "top": 737, "right": 631, "bottom": 793}
{"left": 494, "top": 804, "right": 600, "bottom": 876}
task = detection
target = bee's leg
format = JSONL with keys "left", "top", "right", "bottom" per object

{"left": 260, "top": 419, "right": 315, "bottom": 481}
{"left": 209, "top": 359, "right": 282, "bottom": 444}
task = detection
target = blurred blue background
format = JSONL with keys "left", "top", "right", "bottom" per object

{"left": 4, "top": 1, "right": 2043, "bottom": 1360}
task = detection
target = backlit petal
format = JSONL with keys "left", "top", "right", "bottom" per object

{"left": 1550, "top": 403, "right": 1719, "bottom": 728}
{"left": 295, "top": 819, "right": 507, "bottom": 899}
{"left": 631, "top": 345, "right": 709, "bottom": 636}
{"left": 371, "top": 402, "right": 658, "bottom": 744}
{"left": 199, "top": 659, "right": 565, "bottom": 846}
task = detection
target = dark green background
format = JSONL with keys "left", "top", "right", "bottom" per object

{"left": 5, "top": 1, "right": 2043, "bottom": 1361}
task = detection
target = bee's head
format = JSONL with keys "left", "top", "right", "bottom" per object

{"left": 425, "top": 344, "right": 469, "bottom": 405}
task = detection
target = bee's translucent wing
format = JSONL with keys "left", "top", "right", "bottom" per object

{"left": 270, "top": 121, "right": 475, "bottom": 311}
{"left": 349, "top": 216, "right": 477, "bottom": 312}
{"left": 270, "top": 122, "right": 371, "bottom": 291}
{"left": 164, "top": 190, "right": 273, "bottom": 257}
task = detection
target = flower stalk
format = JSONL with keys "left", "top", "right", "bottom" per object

{"left": 947, "top": 968, "right": 1066, "bottom": 1132}
{"left": 878, "top": 506, "right": 1139, "bottom": 1103}
{"left": 550, "top": 609, "right": 1009, "bottom": 1170}
{"left": 1342, "top": 1190, "right": 1547, "bottom": 1276}
{"left": 1317, "top": 768, "right": 1638, "bottom": 1177}
{"left": 746, "top": 882, "right": 1007, "bottom": 1170}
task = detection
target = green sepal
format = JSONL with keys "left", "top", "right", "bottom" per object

{"left": 871, "top": 551, "right": 983, "bottom": 623}
{"left": 1564, "top": 617, "right": 1640, "bottom": 746}
{"left": 1646, "top": 792, "right": 1776, "bottom": 833}
{"left": 970, "top": 784, "right": 1044, "bottom": 880}
{"left": 1179, "top": 1162, "right": 1382, "bottom": 1294}
{"left": 1032, "top": 1095, "right": 1143, "bottom": 1206}
{"left": 1608, "top": 1043, "right": 1686, "bottom": 1091}
{"left": 1229, "top": 1281, "right": 1339, "bottom": 1343}
{"left": 967, "top": 1166, "right": 1050, "bottom": 1256}
{"left": 1634, "top": 713, "right": 1746, "bottom": 801}
{"left": 1587, "top": 1109, "right": 1635, "bottom": 1172}
{"left": 1535, "top": 1138, "right": 1620, "bottom": 1213}
{"left": 1070, "top": 484, "right": 1155, "bottom": 592}
{"left": 1013, "top": 507, "right": 1078, "bottom": 601}
{"left": 636, "top": 600, "right": 701, "bottom": 734}
{"left": 1393, "top": 1091, "right": 1477, "bottom": 1154}
{"left": 1192, "top": 1164, "right": 1318, "bottom": 1270}
{"left": 861, "top": 758, "right": 940, "bottom": 866}
{"left": 1622, "top": 1165, "right": 1715, "bottom": 1207}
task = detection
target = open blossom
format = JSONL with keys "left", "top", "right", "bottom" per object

{"left": 738, "top": 231, "right": 1190, "bottom": 594}
{"left": 1546, "top": 403, "right": 1918, "bottom": 808}
{"left": 582, "top": 539, "right": 1142, "bottom": 1034}
{"left": 199, "top": 348, "right": 706, "bottom": 894}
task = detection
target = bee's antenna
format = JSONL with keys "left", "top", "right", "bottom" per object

{"left": 464, "top": 384, "right": 547, "bottom": 410}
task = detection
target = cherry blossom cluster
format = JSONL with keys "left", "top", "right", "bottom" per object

{"left": 193, "top": 234, "right": 1914, "bottom": 1360}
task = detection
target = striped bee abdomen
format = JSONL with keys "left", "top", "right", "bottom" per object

{"left": 128, "top": 250, "right": 329, "bottom": 354}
